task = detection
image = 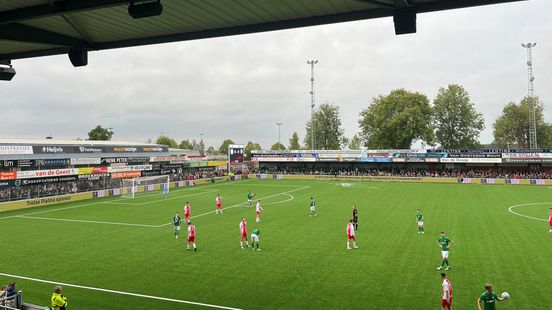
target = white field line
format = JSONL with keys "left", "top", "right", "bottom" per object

{"left": 262, "top": 193, "right": 294, "bottom": 205}
{"left": 108, "top": 189, "right": 219, "bottom": 205}
{"left": 159, "top": 186, "right": 310, "bottom": 227}
{"left": 15, "top": 215, "right": 161, "bottom": 228}
{"left": 123, "top": 184, "right": 225, "bottom": 200}
{"left": 0, "top": 189, "right": 220, "bottom": 221}
{"left": 0, "top": 272, "right": 243, "bottom": 310}
{"left": 508, "top": 203, "right": 551, "bottom": 222}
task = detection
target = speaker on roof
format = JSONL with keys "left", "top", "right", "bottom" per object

{"left": 68, "top": 49, "right": 88, "bottom": 67}
{"left": 393, "top": 9, "right": 416, "bottom": 35}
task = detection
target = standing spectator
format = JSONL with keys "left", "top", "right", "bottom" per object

{"left": 51, "top": 286, "right": 68, "bottom": 310}
{"left": 4, "top": 282, "right": 17, "bottom": 308}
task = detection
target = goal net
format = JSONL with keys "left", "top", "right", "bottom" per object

{"left": 121, "top": 175, "right": 170, "bottom": 198}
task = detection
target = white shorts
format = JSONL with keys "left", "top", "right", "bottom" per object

{"left": 417, "top": 221, "right": 424, "bottom": 226}
{"left": 248, "top": 199, "right": 252, "bottom": 203}
{"left": 251, "top": 234, "right": 259, "bottom": 242}
{"left": 441, "top": 251, "right": 449, "bottom": 259}
{"left": 310, "top": 206, "right": 316, "bottom": 211}
{"left": 175, "top": 226, "right": 180, "bottom": 231}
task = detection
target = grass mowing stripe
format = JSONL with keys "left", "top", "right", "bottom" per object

{"left": 15, "top": 215, "right": 162, "bottom": 228}
{"left": 0, "top": 272, "right": 243, "bottom": 310}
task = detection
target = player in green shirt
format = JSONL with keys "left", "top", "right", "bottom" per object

{"left": 437, "top": 231, "right": 453, "bottom": 270}
{"left": 251, "top": 228, "right": 261, "bottom": 251}
{"left": 477, "top": 284, "right": 504, "bottom": 310}
{"left": 416, "top": 209, "right": 424, "bottom": 234}
{"left": 247, "top": 189, "right": 254, "bottom": 208}
{"left": 173, "top": 212, "right": 181, "bottom": 239}
{"left": 309, "top": 197, "right": 317, "bottom": 217}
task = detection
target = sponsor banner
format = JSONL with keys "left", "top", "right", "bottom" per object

{"left": 359, "top": 157, "right": 392, "bottom": 163}
{"left": 440, "top": 158, "right": 502, "bottom": 163}
{"left": 101, "top": 157, "right": 128, "bottom": 164}
{"left": 18, "top": 176, "right": 78, "bottom": 186}
{"left": 0, "top": 172, "right": 16, "bottom": 180}
{"left": 112, "top": 146, "right": 139, "bottom": 153}
{"left": 71, "top": 158, "right": 102, "bottom": 165}
{"left": 33, "top": 145, "right": 67, "bottom": 154}
{"left": 78, "top": 173, "right": 110, "bottom": 181}
{"left": 94, "top": 190, "right": 106, "bottom": 198}
{"left": 76, "top": 146, "right": 103, "bottom": 154}
{"left": 530, "top": 179, "right": 546, "bottom": 185}
{"left": 405, "top": 157, "right": 424, "bottom": 162}
{"left": 111, "top": 171, "right": 142, "bottom": 179}
{"left": 150, "top": 156, "right": 188, "bottom": 162}
{"left": 480, "top": 178, "right": 496, "bottom": 184}
{"left": 503, "top": 158, "right": 552, "bottom": 163}
{"left": 461, "top": 178, "right": 472, "bottom": 184}
{"left": 392, "top": 158, "right": 406, "bottom": 162}
{"left": 502, "top": 152, "right": 552, "bottom": 159}
{"left": 424, "top": 158, "right": 439, "bottom": 163}
{"left": 208, "top": 161, "right": 227, "bottom": 167}
{"left": 0, "top": 145, "right": 33, "bottom": 155}
{"left": 506, "top": 179, "right": 521, "bottom": 185}
{"left": 448, "top": 153, "right": 501, "bottom": 158}
{"left": 127, "top": 157, "right": 150, "bottom": 164}
{"left": 108, "top": 164, "right": 152, "bottom": 173}
{"left": 0, "top": 192, "right": 93, "bottom": 212}
{"left": 16, "top": 168, "right": 78, "bottom": 179}
{"left": 35, "top": 158, "right": 70, "bottom": 167}
{"left": 160, "top": 164, "right": 183, "bottom": 169}
{"left": 0, "top": 160, "right": 18, "bottom": 168}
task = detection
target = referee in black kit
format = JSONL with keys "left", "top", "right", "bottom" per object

{"left": 352, "top": 204, "right": 358, "bottom": 230}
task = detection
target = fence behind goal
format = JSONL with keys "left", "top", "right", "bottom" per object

{"left": 121, "top": 175, "right": 170, "bottom": 198}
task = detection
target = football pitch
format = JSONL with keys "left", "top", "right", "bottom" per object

{"left": 1, "top": 179, "right": 551, "bottom": 309}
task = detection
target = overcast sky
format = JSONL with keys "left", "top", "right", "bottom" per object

{"left": 1, "top": 0, "right": 551, "bottom": 149}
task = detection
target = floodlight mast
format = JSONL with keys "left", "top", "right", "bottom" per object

{"left": 307, "top": 60, "right": 318, "bottom": 150}
{"left": 276, "top": 122, "right": 283, "bottom": 149}
{"left": 522, "top": 42, "right": 538, "bottom": 149}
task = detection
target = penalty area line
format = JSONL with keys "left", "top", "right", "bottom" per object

{"left": 0, "top": 272, "right": 243, "bottom": 310}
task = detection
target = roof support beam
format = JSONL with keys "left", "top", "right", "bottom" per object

{"left": 0, "top": 23, "right": 92, "bottom": 48}
{"left": 0, "top": 0, "right": 129, "bottom": 25}
{"left": 356, "top": 0, "right": 395, "bottom": 9}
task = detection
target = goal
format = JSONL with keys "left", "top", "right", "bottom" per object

{"left": 121, "top": 175, "right": 170, "bottom": 198}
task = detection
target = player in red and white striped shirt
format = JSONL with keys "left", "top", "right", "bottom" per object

{"left": 187, "top": 222, "right": 197, "bottom": 252}
{"left": 239, "top": 217, "right": 249, "bottom": 248}
{"left": 215, "top": 194, "right": 223, "bottom": 215}
{"left": 548, "top": 208, "right": 552, "bottom": 232}
{"left": 184, "top": 201, "right": 191, "bottom": 223}
{"left": 441, "top": 273, "right": 452, "bottom": 310}
{"left": 346, "top": 219, "right": 358, "bottom": 250}
{"left": 255, "top": 200, "right": 264, "bottom": 223}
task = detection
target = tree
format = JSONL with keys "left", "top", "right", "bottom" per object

{"left": 493, "top": 97, "right": 552, "bottom": 148}
{"left": 88, "top": 125, "right": 113, "bottom": 141}
{"left": 219, "top": 139, "right": 235, "bottom": 155}
{"left": 156, "top": 135, "right": 178, "bottom": 148}
{"left": 206, "top": 146, "right": 215, "bottom": 155}
{"left": 349, "top": 134, "right": 362, "bottom": 150}
{"left": 271, "top": 142, "right": 285, "bottom": 150}
{"left": 304, "top": 103, "right": 344, "bottom": 149}
{"left": 433, "top": 84, "right": 485, "bottom": 149}
{"left": 179, "top": 139, "right": 193, "bottom": 149}
{"left": 288, "top": 132, "right": 301, "bottom": 150}
{"left": 245, "top": 141, "right": 262, "bottom": 159}
{"left": 359, "top": 89, "right": 434, "bottom": 149}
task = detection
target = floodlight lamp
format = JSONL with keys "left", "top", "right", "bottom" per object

{"left": 129, "top": 0, "right": 163, "bottom": 19}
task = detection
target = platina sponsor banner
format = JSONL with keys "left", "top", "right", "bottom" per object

{"left": 0, "top": 145, "right": 33, "bottom": 155}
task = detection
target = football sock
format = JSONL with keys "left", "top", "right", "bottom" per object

{"left": 445, "top": 259, "right": 449, "bottom": 266}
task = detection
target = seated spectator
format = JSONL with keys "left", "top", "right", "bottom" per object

{"left": 51, "top": 286, "right": 68, "bottom": 310}
{"left": 3, "top": 282, "right": 17, "bottom": 308}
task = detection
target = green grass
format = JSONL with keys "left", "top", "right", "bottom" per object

{"left": 1, "top": 179, "right": 551, "bottom": 309}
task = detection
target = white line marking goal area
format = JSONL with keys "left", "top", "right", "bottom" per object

{"left": 508, "top": 202, "right": 551, "bottom": 222}
{"left": 0, "top": 272, "right": 243, "bottom": 310}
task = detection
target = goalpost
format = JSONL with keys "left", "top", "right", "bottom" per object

{"left": 121, "top": 175, "right": 170, "bottom": 198}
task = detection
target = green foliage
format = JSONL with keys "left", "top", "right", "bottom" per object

{"left": 179, "top": 139, "right": 193, "bottom": 149}
{"left": 245, "top": 141, "right": 262, "bottom": 159}
{"left": 288, "top": 132, "right": 301, "bottom": 150}
{"left": 206, "top": 146, "right": 215, "bottom": 155}
{"left": 218, "top": 139, "right": 235, "bottom": 155}
{"left": 359, "top": 89, "right": 434, "bottom": 149}
{"left": 348, "top": 134, "right": 362, "bottom": 150}
{"left": 304, "top": 103, "right": 344, "bottom": 149}
{"left": 156, "top": 135, "right": 178, "bottom": 148}
{"left": 270, "top": 142, "right": 285, "bottom": 150}
{"left": 433, "top": 84, "right": 485, "bottom": 149}
{"left": 493, "top": 97, "right": 552, "bottom": 148}
{"left": 87, "top": 125, "right": 113, "bottom": 141}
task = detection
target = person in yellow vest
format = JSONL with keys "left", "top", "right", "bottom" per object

{"left": 51, "top": 286, "right": 68, "bottom": 310}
